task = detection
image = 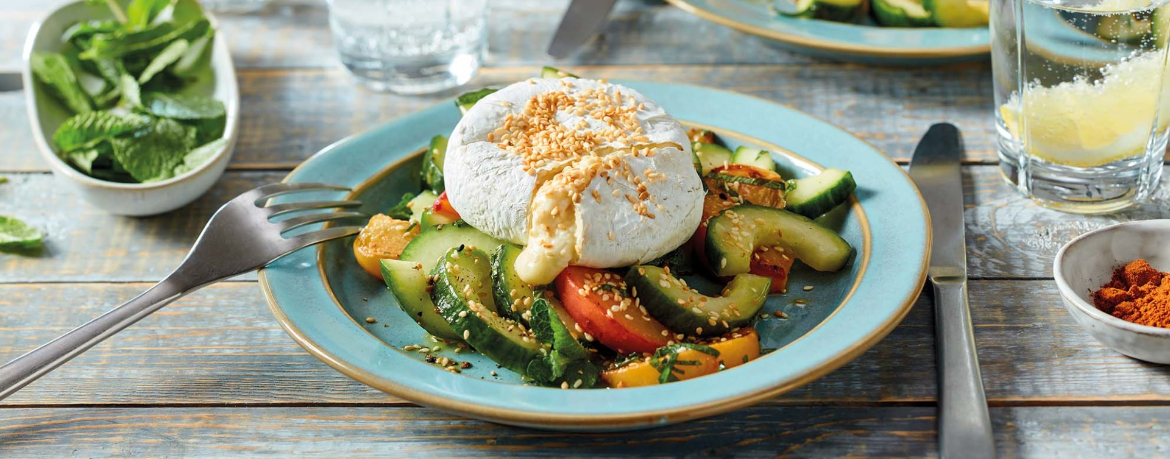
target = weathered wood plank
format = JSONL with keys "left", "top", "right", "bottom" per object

{"left": 3, "top": 279, "right": 1169, "bottom": 406}
{"left": 1, "top": 406, "right": 1167, "bottom": 458}
{"left": 0, "top": 0, "right": 815, "bottom": 73}
{"left": 0, "top": 281, "right": 933, "bottom": 406}
{"left": 1, "top": 63, "right": 995, "bottom": 172}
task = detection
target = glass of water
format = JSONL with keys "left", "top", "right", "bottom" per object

{"left": 991, "top": 0, "right": 1170, "bottom": 213}
{"left": 328, "top": 0, "right": 487, "bottom": 95}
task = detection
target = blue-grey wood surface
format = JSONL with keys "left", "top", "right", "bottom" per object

{"left": 1, "top": 0, "right": 1167, "bottom": 457}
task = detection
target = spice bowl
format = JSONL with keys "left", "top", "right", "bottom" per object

{"left": 1053, "top": 220, "right": 1170, "bottom": 364}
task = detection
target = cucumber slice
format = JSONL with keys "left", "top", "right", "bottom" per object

{"left": 710, "top": 173, "right": 787, "bottom": 190}
{"left": 779, "top": 0, "right": 867, "bottom": 21}
{"left": 422, "top": 135, "right": 447, "bottom": 193}
{"left": 431, "top": 247, "right": 546, "bottom": 375}
{"left": 419, "top": 208, "right": 459, "bottom": 228}
{"left": 706, "top": 205, "right": 853, "bottom": 276}
{"left": 380, "top": 259, "right": 462, "bottom": 341}
{"left": 398, "top": 222, "right": 505, "bottom": 273}
{"left": 1096, "top": 14, "right": 1152, "bottom": 44}
{"left": 693, "top": 142, "right": 733, "bottom": 175}
{"left": 784, "top": 168, "right": 856, "bottom": 218}
{"left": 923, "top": 0, "right": 988, "bottom": 27}
{"left": 731, "top": 146, "right": 777, "bottom": 172}
{"left": 873, "top": 0, "right": 934, "bottom": 26}
{"left": 627, "top": 265, "right": 770, "bottom": 337}
{"left": 406, "top": 191, "right": 437, "bottom": 225}
{"left": 455, "top": 88, "right": 498, "bottom": 115}
{"left": 491, "top": 244, "right": 543, "bottom": 322}
{"left": 540, "top": 66, "right": 578, "bottom": 79}
{"left": 528, "top": 298, "right": 599, "bottom": 388}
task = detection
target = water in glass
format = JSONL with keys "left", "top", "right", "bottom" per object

{"left": 329, "top": 0, "right": 486, "bottom": 95}
{"left": 992, "top": 0, "right": 1170, "bottom": 213}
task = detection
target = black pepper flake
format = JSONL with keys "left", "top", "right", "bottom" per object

{"left": 425, "top": 355, "right": 437, "bottom": 363}
{"left": 460, "top": 361, "right": 472, "bottom": 369}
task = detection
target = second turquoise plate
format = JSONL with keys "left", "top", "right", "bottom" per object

{"left": 666, "top": 0, "right": 989, "bottom": 65}
{"left": 259, "top": 82, "right": 930, "bottom": 431}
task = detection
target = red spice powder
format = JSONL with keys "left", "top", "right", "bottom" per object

{"left": 1091, "top": 259, "right": 1170, "bottom": 329}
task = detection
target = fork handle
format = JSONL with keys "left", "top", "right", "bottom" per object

{"left": 0, "top": 277, "right": 188, "bottom": 401}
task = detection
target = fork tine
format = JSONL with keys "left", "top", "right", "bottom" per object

{"left": 248, "top": 182, "right": 351, "bottom": 205}
{"left": 277, "top": 211, "right": 367, "bottom": 233}
{"left": 282, "top": 226, "right": 364, "bottom": 251}
{"left": 266, "top": 200, "right": 363, "bottom": 217}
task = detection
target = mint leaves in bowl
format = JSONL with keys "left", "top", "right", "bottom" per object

{"left": 23, "top": 0, "right": 237, "bottom": 216}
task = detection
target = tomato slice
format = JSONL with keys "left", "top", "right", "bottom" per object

{"left": 431, "top": 191, "right": 461, "bottom": 220}
{"left": 749, "top": 245, "right": 794, "bottom": 293}
{"left": 555, "top": 266, "right": 672, "bottom": 353}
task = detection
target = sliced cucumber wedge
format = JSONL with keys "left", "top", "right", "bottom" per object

{"left": 422, "top": 135, "right": 447, "bottom": 193}
{"left": 380, "top": 259, "right": 462, "bottom": 341}
{"left": 398, "top": 222, "right": 504, "bottom": 273}
{"left": 873, "top": 0, "right": 934, "bottom": 26}
{"left": 430, "top": 247, "right": 546, "bottom": 375}
{"left": 923, "top": 0, "right": 988, "bottom": 27}
{"left": 693, "top": 142, "right": 733, "bottom": 175}
{"left": 732, "top": 146, "right": 776, "bottom": 172}
{"left": 491, "top": 244, "right": 542, "bottom": 322}
{"left": 540, "top": 66, "right": 578, "bottom": 79}
{"left": 706, "top": 205, "right": 853, "bottom": 276}
{"left": 455, "top": 88, "right": 498, "bottom": 115}
{"left": 627, "top": 265, "right": 770, "bottom": 337}
{"left": 405, "top": 191, "right": 437, "bottom": 225}
{"left": 784, "top": 168, "right": 856, "bottom": 218}
{"left": 779, "top": 0, "right": 867, "bottom": 21}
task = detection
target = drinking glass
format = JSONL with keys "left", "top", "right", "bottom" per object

{"left": 328, "top": 0, "right": 487, "bottom": 95}
{"left": 991, "top": 0, "right": 1170, "bottom": 213}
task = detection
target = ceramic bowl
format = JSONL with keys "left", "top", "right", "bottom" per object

{"left": 22, "top": 0, "right": 239, "bottom": 216}
{"left": 1053, "top": 220, "right": 1170, "bottom": 364}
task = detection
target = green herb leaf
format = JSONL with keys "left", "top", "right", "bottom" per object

{"left": 120, "top": 73, "right": 142, "bottom": 107}
{"left": 172, "top": 28, "right": 213, "bottom": 76}
{"left": 81, "top": 18, "right": 210, "bottom": 60}
{"left": 650, "top": 343, "right": 719, "bottom": 384}
{"left": 137, "top": 38, "right": 188, "bottom": 84}
{"left": 30, "top": 52, "right": 93, "bottom": 115}
{"left": 140, "top": 92, "right": 224, "bottom": 119}
{"left": 0, "top": 177, "right": 8, "bottom": 184}
{"left": 127, "top": 0, "right": 172, "bottom": 28}
{"left": 386, "top": 192, "right": 417, "bottom": 220}
{"left": 62, "top": 20, "right": 121, "bottom": 45}
{"left": 63, "top": 139, "right": 115, "bottom": 174}
{"left": 110, "top": 117, "right": 197, "bottom": 182}
{"left": 173, "top": 137, "right": 227, "bottom": 176}
{"left": 52, "top": 111, "right": 152, "bottom": 152}
{"left": 529, "top": 298, "right": 600, "bottom": 388}
{"left": 0, "top": 216, "right": 44, "bottom": 252}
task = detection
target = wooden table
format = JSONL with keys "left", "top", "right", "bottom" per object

{"left": 2, "top": 0, "right": 1168, "bottom": 456}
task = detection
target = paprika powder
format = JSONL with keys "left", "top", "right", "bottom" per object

{"left": 1092, "top": 259, "right": 1170, "bottom": 329}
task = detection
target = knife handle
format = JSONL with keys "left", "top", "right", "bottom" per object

{"left": 933, "top": 279, "right": 996, "bottom": 459}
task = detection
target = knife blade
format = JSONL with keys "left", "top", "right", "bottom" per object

{"left": 908, "top": 123, "right": 996, "bottom": 459}
{"left": 547, "top": 0, "right": 618, "bottom": 59}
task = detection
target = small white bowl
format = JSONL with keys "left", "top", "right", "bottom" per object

{"left": 22, "top": 0, "right": 239, "bottom": 216}
{"left": 1054, "top": 220, "right": 1170, "bottom": 364}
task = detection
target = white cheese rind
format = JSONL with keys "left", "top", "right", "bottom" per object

{"left": 444, "top": 77, "right": 702, "bottom": 271}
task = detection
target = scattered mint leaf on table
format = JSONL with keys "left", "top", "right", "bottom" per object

{"left": 0, "top": 216, "right": 44, "bottom": 252}
{"left": 0, "top": 177, "right": 8, "bottom": 184}
{"left": 30, "top": 52, "right": 93, "bottom": 115}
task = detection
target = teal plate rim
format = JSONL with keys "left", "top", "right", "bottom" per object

{"left": 665, "top": 0, "right": 989, "bottom": 58}
{"left": 258, "top": 81, "right": 931, "bottom": 431}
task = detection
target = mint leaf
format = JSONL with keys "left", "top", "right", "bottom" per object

{"left": 137, "top": 38, "right": 188, "bottom": 84}
{"left": 0, "top": 215, "right": 44, "bottom": 252}
{"left": 141, "top": 92, "right": 224, "bottom": 119}
{"left": 172, "top": 29, "right": 213, "bottom": 76}
{"left": 386, "top": 192, "right": 417, "bottom": 220}
{"left": 62, "top": 20, "right": 121, "bottom": 45}
{"left": 30, "top": 52, "right": 93, "bottom": 115}
{"left": 120, "top": 73, "right": 142, "bottom": 106}
{"left": 173, "top": 137, "right": 227, "bottom": 176}
{"left": 110, "top": 117, "right": 196, "bottom": 182}
{"left": 81, "top": 18, "right": 210, "bottom": 60}
{"left": 63, "top": 139, "right": 115, "bottom": 174}
{"left": 52, "top": 111, "right": 151, "bottom": 152}
{"left": 529, "top": 298, "right": 599, "bottom": 388}
{"left": 127, "top": 0, "right": 171, "bottom": 28}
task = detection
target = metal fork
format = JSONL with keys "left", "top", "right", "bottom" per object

{"left": 0, "top": 182, "right": 365, "bottom": 401}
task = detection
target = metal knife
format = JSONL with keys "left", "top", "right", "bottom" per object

{"left": 547, "top": 0, "right": 619, "bottom": 59}
{"left": 908, "top": 123, "right": 996, "bottom": 459}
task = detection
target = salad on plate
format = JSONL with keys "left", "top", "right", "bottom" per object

{"left": 351, "top": 68, "right": 858, "bottom": 389}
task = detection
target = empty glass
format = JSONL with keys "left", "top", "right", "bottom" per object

{"left": 328, "top": 0, "right": 487, "bottom": 95}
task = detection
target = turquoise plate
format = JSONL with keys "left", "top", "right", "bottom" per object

{"left": 259, "top": 82, "right": 930, "bottom": 431}
{"left": 665, "top": 0, "right": 989, "bottom": 65}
